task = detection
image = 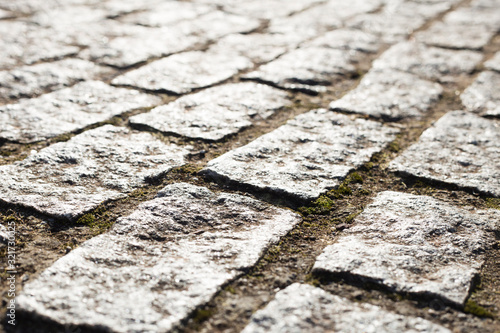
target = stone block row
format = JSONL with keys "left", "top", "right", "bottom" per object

{"left": 461, "top": 71, "right": 500, "bottom": 117}
{"left": 17, "top": 183, "right": 301, "bottom": 332}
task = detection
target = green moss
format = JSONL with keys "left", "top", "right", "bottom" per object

{"left": 75, "top": 205, "right": 113, "bottom": 235}
{"left": 330, "top": 184, "right": 352, "bottom": 198}
{"left": 361, "top": 162, "right": 374, "bottom": 171}
{"left": 464, "top": 299, "right": 495, "bottom": 318}
{"left": 359, "top": 188, "right": 371, "bottom": 196}
{"left": 224, "top": 286, "right": 236, "bottom": 294}
{"left": 485, "top": 198, "right": 500, "bottom": 210}
{"left": 388, "top": 141, "right": 401, "bottom": 152}
{"left": 345, "top": 212, "right": 359, "bottom": 224}
{"left": 173, "top": 164, "right": 203, "bottom": 175}
{"left": 192, "top": 308, "right": 214, "bottom": 323}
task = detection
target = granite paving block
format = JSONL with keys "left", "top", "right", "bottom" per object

{"left": 221, "top": 0, "right": 324, "bottom": 19}
{"left": 0, "top": 8, "right": 13, "bottom": 19}
{"left": 329, "top": 69, "right": 442, "bottom": 120}
{"left": 112, "top": 49, "right": 252, "bottom": 94}
{"left": 313, "top": 191, "right": 500, "bottom": 306}
{"left": 0, "top": 80, "right": 161, "bottom": 143}
{"left": 129, "top": 82, "right": 290, "bottom": 141}
{"left": 0, "top": 126, "right": 190, "bottom": 219}
{"left": 0, "top": 58, "right": 112, "bottom": 99}
{"left": 242, "top": 283, "right": 451, "bottom": 333}
{"left": 485, "top": 52, "right": 500, "bottom": 72}
{"left": 17, "top": 183, "right": 300, "bottom": 332}
{"left": 461, "top": 71, "right": 500, "bottom": 117}
{"left": 389, "top": 111, "right": 500, "bottom": 196}
{"left": 201, "top": 109, "right": 398, "bottom": 202}
{"left": 305, "top": 28, "right": 381, "bottom": 53}
{"left": 372, "top": 41, "right": 483, "bottom": 82}
{"left": 242, "top": 47, "right": 358, "bottom": 94}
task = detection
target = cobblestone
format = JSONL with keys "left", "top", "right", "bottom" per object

{"left": 390, "top": 111, "right": 500, "bottom": 197}
{"left": 461, "top": 71, "right": 500, "bottom": 117}
{"left": 329, "top": 69, "right": 442, "bottom": 120}
{"left": 242, "top": 283, "right": 451, "bottom": 333}
{"left": 313, "top": 191, "right": 500, "bottom": 306}
{"left": 202, "top": 109, "right": 398, "bottom": 202}
{"left": 129, "top": 82, "right": 290, "bottom": 141}
{"left": 0, "top": 80, "right": 161, "bottom": 143}
{"left": 485, "top": 52, "right": 500, "bottom": 72}
{"left": 0, "top": 125, "right": 189, "bottom": 219}
{"left": 17, "top": 183, "right": 300, "bottom": 332}
{"left": 304, "top": 28, "right": 380, "bottom": 53}
{"left": 220, "top": 0, "right": 324, "bottom": 20}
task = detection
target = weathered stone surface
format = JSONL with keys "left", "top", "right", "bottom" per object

{"left": 112, "top": 49, "right": 252, "bottom": 94}
{"left": 202, "top": 109, "right": 398, "bottom": 202}
{"left": 0, "top": 8, "right": 13, "bottom": 19}
{"left": 305, "top": 28, "right": 380, "bottom": 53}
{"left": 129, "top": 82, "right": 290, "bottom": 141}
{"left": 485, "top": 52, "right": 500, "bottom": 72}
{"left": 0, "top": 125, "right": 190, "bottom": 219}
{"left": 243, "top": 284, "right": 452, "bottom": 333}
{"left": 372, "top": 41, "right": 483, "bottom": 82}
{"left": 329, "top": 69, "right": 442, "bottom": 120}
{"left": 0, "top": 59, "right": 112, "bottom": 100}
{"left": 461, "top": 71, "right": 500, "bottom": 117}
{"left": 17, "top": 183, "right": 300, "bottom": 332}
{"left": 243, "top": 48, "right": 357, "bottom": 93}
{"left": 221, "top": 0, "right": 324, "bottom": 19}
{"left": 313, "top": 191, "right": 499, "bottom": 306}
{"left": 0, "top": 81, "right": 161, "bottom": 143}
{"left": 389, "top": 111, "right": 500, "bottom": 197}
{"left": 29, "top": 5, "right": 109, "bottom": 28}
{"left": 0, "top": 21, "right": 79, "bottom": 70}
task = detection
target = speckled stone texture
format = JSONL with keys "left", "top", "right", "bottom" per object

{"left": 461, "top": 71, "right": 500, "bottom": 117}
{"left": 304, "top": 28, "right": 380, "bottom": 53}
{"left": 372, "top": 41, "right": 483, "bottom": 82}
{"left": 129, "top": 82, "right": 290, "bottom": 141}
{"left": 0, "top": 59, "right": 112, "bottom": 99}
{"left": 242, "top": 283, "right": 452, "bottom": 333}
{"left": 17, "top": 183, "right": 300, "bottom": 332}
{"left": 112, "top": 49, "right": 252, "bottom": 94}
{"left": 0, "top": 125, "right": 190, "bottom": 219}
{"left": 0, "top": 80, "right": 161, "bottom": 143}
{"left": 485, "top": 52, "right": 500, "bottom": 72}
{"left": 329, "top": 69, "right": 442, "bottom": 120}
{"left": 389, "top": 111, "right": 500, "bottom": 196}
{"left": 201, "top": 109, "right": 398, "bottom": 202}
{"left": 313, "top": 191, "right": 500, "bottom": 306}
{"left": 242, "top": 47, "right": 358, "bottom": 94}
{"left": 221, "top": 0, "right": 324, "bottom": 19}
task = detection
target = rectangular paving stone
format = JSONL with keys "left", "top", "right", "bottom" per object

{"left": 304, "top": 28, "right": 381, "bottom": 54}
{"left": 242, "top": 47, "right": 358, "bottom": 94}
{"left": 0, "top": 80, "right": 161, "bottom": 143}
{"left": 0, "top": 125, "right": 190, "bottom": 220}
{"left": 111, "top": 48, "right": 252, "bottom": 94}
{"left": 0, "top": 58, "right": 113, "bottom": 100}
{"left": 461, "top": 71, "right": 500, "bottom": 117}
{"left": 485, "top": 52, "right": 500, "bottom": 72}
{"left": 129, "top": 82, "right": 290, "bottom": 141}
{"left": 313, "top": 191, "right": 500, "bottom": 306}
{"left": 201, "top": 109, "right": 399, "bottom": 202}
{"left": 372, "top": 41, "right": 483, "bottom": 82}
{"left": 329, "top": 69, "right": 442, "bottom": 121}
{"left": 389, "top": 111, "right": 500, "bottom": 196}
{"left": 242, "top": 283, "right": 451, "bottom": 333}
{"left": 221, "top": 0, "right": 324, "bottom": 19}
{"left": 17, "top": 183, "right": 301, "bottom": 332}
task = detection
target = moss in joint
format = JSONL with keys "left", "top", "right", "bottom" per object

{"left": 464, "top": 299, "right": 495, "bottom": 319}
{"left": 485, "top": 198, "right": 500, "bottom": 210}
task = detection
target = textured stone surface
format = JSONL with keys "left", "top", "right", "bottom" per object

{"left": 0, "top": 125, "right": 189, "bottom": 219}
{"left": 130, "top": 83, "right": 290, "bottom": 141}
{"left": 372, "top": 41, "right": 483, "bottom": 82}
{"left": 202, "top": 109, "right": 398, "bottom": 202}
{"left": 305, "top": 28, "right": 380, "bottom": 53}
{"left": 0, "top": 81, "right": 161, "bottom": 143}
{"left": 17, "top": 183, "right": 300, "bottom": 332}
{"left": 243, "top": 48, "right": 357, "bottom": 93}
{"left": 313, "top": 191, "right": 500, "bottom": 306}
{"left": 221, "top": 0, "right": 324, "bottom": 19}
{"left": 461, "top": 71, "right": 500, "bottom": 117}
{"left": 242, "top": 284, "right": 451, "bottom": 333}
{"left": 112, "top": 49, "right": 252, "bottom": 94}
{"left": 0, "top": 59, "right": 112, "bottom": 100}
{"left": 485, "top": 52, "right": 500, "bottom": 72}
{"left": 390, "top": 111, "right": 500, "bottom": 197}
{"left": 329, "top": 70, "right": 442, "bottom": 120}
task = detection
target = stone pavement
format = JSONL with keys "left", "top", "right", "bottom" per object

{"left": 0, "top": 0, "right": 499, "bottom": 332}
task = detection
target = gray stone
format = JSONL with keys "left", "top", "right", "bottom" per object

{"left": 129, "top": 82, "right": 290, "bottom": 141}
{"left": 17, "top": 183, "right": 300, "bottom": 332}
{"left": 485, "top": 52, "right": 500, "bottom": 72}
{"left": 0, "top": 224, "right": 11, "bottom": 246}
{"left": 243, "top": 47, "right": 358, "bottom": 94}
{"left": 97, "top": 0, "right": 165, "bottom": 16}
{"left": 461, "top": 71, "right": 500, "bottom": 117}
{"left": 0, "top": 81, "right": 161, "bottom": 143}
{"left": 372, "top": 41, "right": 483, "bottom": 82}
{"left": 201, "top": 109, "right": 398, "bottom": 202}
{"left": 0, "top": 59, "right": 113, "bottom": 100}
{"left": 0, "top": 9, "right": 13, "bottom": 19}
{"left": 389, "top": 111, "right": 500, "bottom": 197}
{"left": 29, "top": 5, "right": 109, "bottom": 28}
{"left": 313, "top": 191, "right": 500, "bottom": 306}
{"left": 305, "top": 28, "right": 381, "bottom": 53}
{"left": 0, "top": 125, "right": 190, "bottom": 219}
{"left": 329, "top": 69, "right": 442, "bottom": 120}
{"left": 242, "top": 283, "right": 451, "bottom": 333}
{"left": 221, "top": 0, "right": 324, "bottom": 19}
{"left": 111, "top": 49, "right": 252, "bottom": 94}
